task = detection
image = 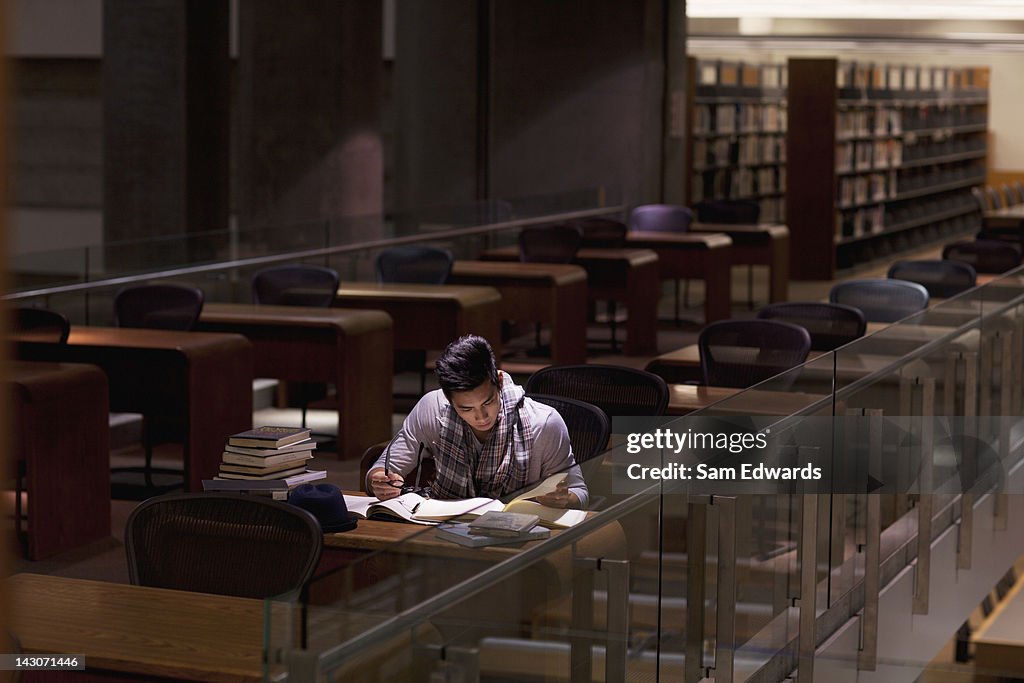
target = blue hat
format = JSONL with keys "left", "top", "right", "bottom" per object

{"left": 288, "top": 483, "right": 358, "bottom": 533}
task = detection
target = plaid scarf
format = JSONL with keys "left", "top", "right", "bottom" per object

{"left": 430, "top": 371, "right": 533, "bottom": 500}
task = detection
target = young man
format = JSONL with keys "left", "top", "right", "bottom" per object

{"left": 366, "top": 335, "right": 588, "bottom": 508}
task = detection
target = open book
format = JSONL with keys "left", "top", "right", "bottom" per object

{"left": 345, "top": 474, "right": 587, "bottom": 528}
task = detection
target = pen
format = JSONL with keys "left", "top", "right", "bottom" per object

{"left": 412, "top": 502, "right": 421, "bottom": 514}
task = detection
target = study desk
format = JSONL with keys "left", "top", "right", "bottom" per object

{"left": 447, "top": 260, "right": 588, "bottom": 364}
{"left": 197, "top": 303, "right": 394, "bottom": 459}
{"left": 8, "top": 573, "right": 270, "bottom": 682}
{"left": 972, "top": 576, "right": 1024, "bottom": 680}
{"left": 14, "top": 327, "right": 254, "bottom": 492}
{"left": 983, "top": 203, "right": 1024, "bottom": 230}
{"left": 8, "top": 361, "right": 110, "bottom": 559}
{"left": 666, "top": 384, "right": 831, "bottom": 416}
{"left": 624, "top": 231, "right": 734, "bottom": 323}
{"left": 690, "top": 222, "right": 790, "bottom": 303}
{"left": 478, "top": 246, "right": 660, "bottom": 354}
{"left": 334, "top": 281, "right": 503, "bottom": 358}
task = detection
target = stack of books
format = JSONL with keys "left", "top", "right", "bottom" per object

{"left": 203, "top": 426, "right": 326, "bottom": 499}
{"left": 435, "top": 511, "right": 550, "bottom": 548}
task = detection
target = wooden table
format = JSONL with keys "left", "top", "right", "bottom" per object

{"left": 14, "top": 327, "right": 253, "bottom": 492}
{"left": 8, "top": 573, "right": 270, "bottom": 682}
{"left": 667, "top": 384, "right": 831, "bottom": 416}
{"left": 972, "top": 576, "right": 1024, "bottom": 680}
{"left": 447, "top": 260, "right": 588, "bottom": 364}
{"left": 334, "top": 281, "right": 503, "bottom": 358}
{"left": 8, "top": 361, "right": 110, "bottom": 559}
{"left": 479, "top": 247, "right": 660, "bottom": 355}
{"left": 691, "top": 222, "right": 790, "bottom": 303}
{"left": 197, "top": 303, "right": 393, "bottom": 459}
{"left": 646, "top": 346, "right": 828, "bottom": 384}
{"left": 983, "top": 203, "right": 1024, "bottom": 230}
{"left": 625, "top": 231, "right": 734, "bottom": 323}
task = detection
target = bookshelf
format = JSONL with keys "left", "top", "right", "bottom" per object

{"left": 787, "top": 58, "right": 989, "bottom": 279}
{"left": 686, "top": 58, "right": 788, "bottom": 223}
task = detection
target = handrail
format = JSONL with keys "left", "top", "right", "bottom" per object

{"left": 4, "top": 205, "right": 625, "bottom": 302}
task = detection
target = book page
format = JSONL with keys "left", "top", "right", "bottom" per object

{"left": 502, "top": 499, "right": 587, "bottom": 528}
{"left": 412, "top": 496, "right": 504, "bottom": 522}
{"left": 504, "top": 473, "right": 567, "bottom": 507}
{"left": 343, "top": 495, "right": 378, "bottom": 519}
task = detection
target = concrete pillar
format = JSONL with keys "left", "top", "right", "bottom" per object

{"left": 238, "top": 0, "right": 383, "bottom": 240}
{"left": 103, "top": 0, "right": 229, "bottom": 266}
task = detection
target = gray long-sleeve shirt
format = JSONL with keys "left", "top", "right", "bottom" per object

{"left": 367, "top": 389, "right": 589, "bottom": 507}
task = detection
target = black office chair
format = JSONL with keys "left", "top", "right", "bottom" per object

{"left": 630, "top": 204, "right": 695, "bottom": 320}
{"left": 757, "top": 302, "right": 867, "bottom": 351}
{"left": 114, "top": 283, "right": 204, "bottom": 331}
{"left": 573, "top": 217, "right": 628, "bottom": 248}
{"left": 527, "top": 393, "right": 611, "bottom": 463}
{"left": 376, "top": 246, "right": 455, "bottom": 393}
{"left": 518, "top": 225, "right": 582, "bottom": 264}
{"left": 252, "top": 264, "right": 342, "bottom": 428}
{"left": 112, "top": 283, "right": 205, "bottom": 498}
{"left": 526, "top": 364, "right": 669, "bottom": 420}
{"left": 252, "top": 264, "right": 340, "bottom": 307}
{"left": 375, "top": 246, "right": 454, "bottom": 284}
{"left": 12, "top": 307, "right": 70, "bottom": 343}
{"left": 887, "top": 259, "right": 977, "bottom": 299}
{"left": 125, "top": 492, "right": 322, "bottom": 599}
{"left": 698, "top": 319, "right": 812, "bottom": 389}
{"left": 829, "top": 278, "right": 930, "bottom": 323}
{"left": 985, "top": 186, "right": 1004, "bottom": 210}
{"left": 943, "top": 240, "right": 1023, "bottom": 274}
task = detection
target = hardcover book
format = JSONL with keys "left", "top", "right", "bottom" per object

{"left": 223, "top": 439, "right": 315, "bottom": 457}
{"left": 227, "top": 426, "right": 311, "bottom": 449}
{"left": 434, "top": 522, "right": 550, "bottom": 548}
{"left": 221, "top": 451, "right": 313, "bottom": 468}
{"left": 467, "top": 511, "right": 541, "bottom": 538}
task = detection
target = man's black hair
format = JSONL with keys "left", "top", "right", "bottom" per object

{"left": 435, "top": 335, "right": 499, "bottom": 396}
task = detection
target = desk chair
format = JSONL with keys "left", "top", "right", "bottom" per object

{"left": 630, "top": 204, "right": 695, "bottom": 320}
{"left": 573, "top": 217, "right": 628, "bottom": 248}
{"left": 10, "top": 306, "right": 71, "bottom": 554}
{"left": 527, "top": 394, "right": 610, "bottom": 463}
{"left": 943, "top": 240, "right": 1023, "bottom": 274}
{"left": 125, "top": 492, "right": 322, "bottom": 599}
{"left": 971, "top": 186, "right": 987, "bottom": 214}
{"left": 518, "top": 225, "right": 582, "bottom": 264}
{"left": 986, "top": 185, "right": 1004, "bottom": 211}
{"left": 376, "top": 246, "right": 454, "bottom": 393}
{"left": 112, "top": 283, "right": 205, "bottom": 498}
{"left": 698, "top": 319, "right": 812, "bottom": 389}
{"left": 757, "top": 302, "right": 866, "bottom": 351}
{"left": 252, "top": 264, "right": 342, "bottom": 428}
{"left": 829, "top": 279, "right": 929, "bottom": 323}
{"left": 525, "top": 364, "right": 669, "bottom": 420}
{"left": 887, "top": 259, "right": 977, "bottom": 299}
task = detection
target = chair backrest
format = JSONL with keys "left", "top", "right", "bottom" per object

{"left": 1001, "top": 183, "right": 1019, "bottom": 207}
{"left": 518, "top": 224, "right": 582, "bottom": 263}
{"left": 970, "top": 186, "right": 987, "bottom": 214}
{"left": 1013, "top": 180, "right": 1024, "bottom": 205}
{"left": 829, "top": 278, "right": 929, "bottom": 323}
{"left": 525, "top": 364, "right": 669, "bottom": 419}
{"left": 698, "top": 319, "right": 812, "bottom": 389}
{"left": 887, "top": 259, "right": 977, "bottom": 299}
{"left": 757, "top": 301, "right": 866, "bottom": 351}
{"left": 693, "top": 198, "right": 761, "bottom": 225}
{"left": 114, "top": 283, "right": 204, "bottom": 330}
{"left": 252, "top": 264, "right": 340, "bottom": 307}
{"left": 358, "top": 440, "right": 436, "bottom": 493}
{"left": 629, "top": 204, "right": 693, "bottom": 233}
{"left": 125, "top": 492, "right": 322, "bottom": 599}
{"left": 12, "top": 307, "right": 70, "bottom": 343}
{"left": 375, "top": 246, "right": 454, "bottom": 284}
{"left": 527, "top": 393, "right": 611, "bottom": 463}
{"left": 943, "top": 239, "right": 1023, "bottom": 274}
{"left": 573, "top": 217, "right": 628, "bottom": 248}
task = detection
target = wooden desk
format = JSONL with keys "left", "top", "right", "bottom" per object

{"left": 197, "top": 303, "right": 393, "bottom": 459}
{"left": 983, "top": 203, "right": 1024, "bottom": 230}
{"left": 972, "top": 576, "right": 1024, "bottom": 680}
{"left": 9, "top": 573, "right": 269, "bottom": 682}
{"left": 334, "top": 281, "right": 503, "bottom": 358}
{"left": 667, "top": 384, "right": 830, "bottom": 416}
{"left": 691, "top": 222, "right": 790, "bottom": 303}
{"left": 625, "top": 231, "right": 734, "bottom": 323}
{"left": 479, "top": 247, "right": 660, "bottom": 355}
{"left": 8, "top": 361, "right": 110, "bottom": 559}
{"left": 646, "top": 345, "right": 827, "bottom": 384}
{"left": 448, "top": 260, "right": 588, "bottom": 364}
{"left": 15, "top": 327, "right": 253, "bottom": 492}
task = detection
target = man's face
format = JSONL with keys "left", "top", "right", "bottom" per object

{"left": 449, "top": 380, "right": 501, "bottom": 436}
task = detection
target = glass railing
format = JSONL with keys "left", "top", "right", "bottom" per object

{"left": 261, "top": 268, "right": 1024, "bottom": 682}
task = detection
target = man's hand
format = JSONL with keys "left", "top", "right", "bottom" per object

{"left": 534, "top": 479, "right": 580, "bottom": 509}
{"left": 368, "top": 467, "right": 404, "bottom": 500}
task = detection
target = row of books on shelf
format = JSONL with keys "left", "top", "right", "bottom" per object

{"left": 903, "top": 138, "right": 985, "bottom": 162}
{"left": 839, "top": 172, "right": 898, "bottom": 207}
{"left": 692, "top": 167, "right": 785, "bottom": 199}
{"left": 835, "top": 190, "right": 978, "bottom": 240}
{"left": 694, "top": 135, "right": 785, "bottom": 169}
{"left": 838, "top": 104, "right": 986, "bottom": 139}
{"left": 836, "top": 62, "right": 988, "bottom": 93}
{"left": 693, "top": 103, "right": 786, "bottom": 136}
{"left": 697, "top": 60, "right": 786, "bottom": 90}
{"left": 837, "top": 140, "right": 903, "bottom": 172}
{"left": 202, "top": 426, "right": 325, "bottom": 500}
